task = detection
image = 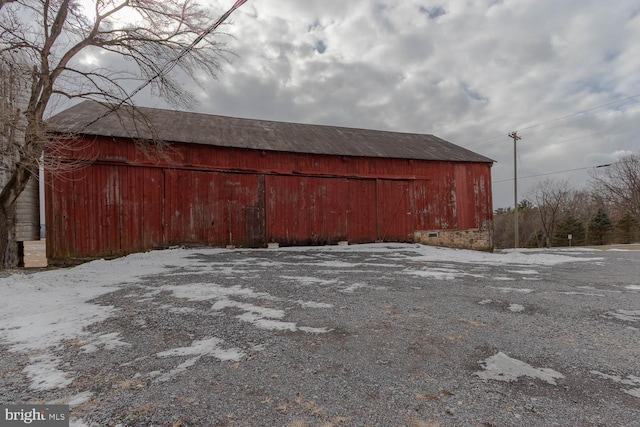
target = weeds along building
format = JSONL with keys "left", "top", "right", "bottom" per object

{"left": 45, "top": 101, "right": 494, "bottom": 263}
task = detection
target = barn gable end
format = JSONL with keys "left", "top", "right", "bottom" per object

{"left": 45, "top": 102, "right": 494, "bottom": 263}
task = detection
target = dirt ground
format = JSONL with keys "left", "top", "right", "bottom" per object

{"left": 1, "top": 245, "right": 639, "bottom": 426}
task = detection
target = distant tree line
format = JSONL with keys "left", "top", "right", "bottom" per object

{"left": 494, "top": 153, "right": 640, "bottom": 248}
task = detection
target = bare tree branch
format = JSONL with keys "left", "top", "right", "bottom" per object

{"left": 589, "top": 154, "right": 640, "bottom": 220}
{"left": 0, "top": 0, "right": 17, "bottom": 11}
{"left": 0, "top": 0, "right": 245, "bottom": 267}
{"left": 527, "top": 178, "right": 572, "bottom": 247}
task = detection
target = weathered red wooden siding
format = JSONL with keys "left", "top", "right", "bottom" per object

{"left": 46, "top": 136, "right": 493, "bottom": 261}
{"left": 376, "top": 180, "right": 412, "bottom": 241}
{"left": 266, "top": 175, "right": 348, "bottom": 245}
{"left": 347, "top": 179, "right": 377, "bottom": 243}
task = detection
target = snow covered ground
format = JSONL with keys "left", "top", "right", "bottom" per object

{"left": 0, "top": 243, "right": 638, "bottom": 426}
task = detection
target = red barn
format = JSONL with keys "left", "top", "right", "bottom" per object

{"left": 45, "top": 101, "right": 494, "bottom": 264}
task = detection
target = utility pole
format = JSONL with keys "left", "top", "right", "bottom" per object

{"left": 509, "top": 131, "right": 521, "bottom": 248}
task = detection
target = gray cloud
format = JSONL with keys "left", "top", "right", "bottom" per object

{"left": 419, "top": 5, "right": 446, "bottom": 20}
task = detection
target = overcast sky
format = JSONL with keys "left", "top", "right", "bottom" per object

{"left": 94, "top": 0, "right": 640, "bottom": 209}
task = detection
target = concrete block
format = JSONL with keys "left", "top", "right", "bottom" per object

{"left": 23, "top": 239, "right": 47, "bottom": 268}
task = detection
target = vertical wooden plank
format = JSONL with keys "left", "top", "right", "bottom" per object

{"left": 347, "top": 179, "right": 377, "bottom": 243}
{"left": 163, "top": 169, "right": 173, "bottom": 244}
{"left": 226, "top": 173, "right": 262, "bottom": 247}
{"left": 142, "top": 167, "right": 163, "bottom": 250}
{"left": 84, "top": 166, "right": 95, "bottom": 255}
{"left": 266, "top": 175, "right": 299, "bottom": 245}
{"left": 164, "top": 168, "right": 181, "bottom": 245}
{"left": 410, "top": 180, "right": 431, "bottom": 231}
{"left": 75, "top": 166, "right": 87, "bottom": 256}
{"left": 210, "top": 171, "right": 226, "bottom": 246}
{"left": 44, "top": 170, "right": 54, "bottom": 259}
{"left": 125, "top": 166, "right": 144, "bottom": 253}
{"left": 323, "top": 177, "right": 347, "bottom": 243}
{"left": 45, "top": 170, "right": 75, "bottom": 259}
{"left": 99, "top": 164, "right": 112, "bottom": 255}
{"left": 118, "top": 165, "right": 129, "bottom": 254}
{"left": 376, "top": 180, "right": 412, "bottom": 242}
{"left": 455, "top": 163, "right": 469, "bottom": 230}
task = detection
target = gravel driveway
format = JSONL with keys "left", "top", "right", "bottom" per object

{"left": 1, "top": 244, "right": 639, "bottom": 426}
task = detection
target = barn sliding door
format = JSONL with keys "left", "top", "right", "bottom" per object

{"left": 265, "top": 175, "right": 347, "bottom": 245}
{"left": 376, "top": 180, "right": 413, "bottom": 242}
{"left": 347, "top": 179, "right": 377, "bottom": 243}
{"left": 163, "top": 170, "right": 265, "bottom": 248}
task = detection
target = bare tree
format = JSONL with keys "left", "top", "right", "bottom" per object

{"left": 564, "top": 189, "right": 595, "bottom": 222}
{"left": 492, "top": 200, "right": 543, "bottom": 249}
{"left": 0, "top": 1, "right": 17, "bottom": 10}
{"left": 0, "top": 0, "right": 244, "bottom": 267}
{"left": 527, "top": 178, "right": 572, "bottom": 247}
{"left": 589, "top": 153, "right": 640, "bottom": 222}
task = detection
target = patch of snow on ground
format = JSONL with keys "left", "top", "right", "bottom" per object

{"left": 577, "top": 286, "right": 621, "bottom": 294}
{"left": 80, "top": 332, "right": 131, "bottom": 353}
{"left": 302, "top": 260, "right": 361, "bottom": 268}
{"left": 605, "top": 310, "right": 640, "bottom": 322}
{"left": 475, "top": 352, "right": 564, "bottom": 385}
{"left": 161, "top": 282, "right": 274, "bottom": 301}
{"left": 506, "top": 269, "right": 538, "bottom": 275}
{"left": 155, "top": 337, "right": 244, "bottom": 382}
{"left": 626, "top": 285, "right": 640, "bottom": 290}
{"left": 295, "top": 300, "right": 334, "bottom": 308}
{"left": 509, "top": 304, "right": 525, "bottom": 312}
{"left": 212, "top": 299, "right": 330, "bottom": 333}
{"left": 50, "top": 390, "right": 94, "bottom": 407}
{"left": 362, "top": 262, "right": 404, "bottom": 268}
{"left": 0, "top": 251, "right": 206, "bottom": 345}
{"left": 403, "top": 268, "right": 459, "bottom": 280}
{"left": 23, "top": 354, "right": 73, "bottom": 390}
{"left": 590, "top": 371, "right": 640, "bottom": 399}
{"left": 478, "top": 299, "right": 492, "bottom": 305}
{"left": 340, "top": 282, "right": 368, "bottom": 293}
{"left": 487, "top": 287, "right": 534, "bottom": 294}
{"left": 67, "top": 391, "right": 94, "bottom": 406}
{"left": 157, "top": 337, "right": 244, "bottom": 360}
{"left": 281, "top": 243, "right": 602, "bottom": 266}
{"left": 557, "top": 291, "right": 605, "bottom": 297}
{"left": 280, "top": 276, "right": 339, "bottom": 286}
{"left": 0, "top": 249, "right": 211, "bottom": 390}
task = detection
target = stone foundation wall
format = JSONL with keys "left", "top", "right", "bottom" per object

{"left": 414, "top": 227, "right": 493, "bottom": 251}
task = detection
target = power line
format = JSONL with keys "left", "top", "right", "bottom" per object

{"left": 493, "top": 163, "right": 612, "bottom": 184}
{"left": 528, "top": 119, "right": 640, "bottom": 147}
{"left": 504, "top": 104, "right": 640, "bottom": 144}
{"left": 515, "top": 93, "right": 640, "bottom": 133}
{"left": 465, "top": 92, "right": 640, "bottom": 148}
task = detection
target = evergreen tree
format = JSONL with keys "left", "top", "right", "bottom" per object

{"left": 614, "top": 212, "right": 640, "bottom": 244}
{"left": 526, "top": 229, "right": 545, "bottom": 248}
{"left": 587, "top": 208, "right": 612, "bottom": 245}
{"left": 553, "top": 217, "right": 586, "bottom": 247}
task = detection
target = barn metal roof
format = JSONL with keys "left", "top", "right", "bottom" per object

{"left": 47, "top": 100, "right": 494, "bottom": 163}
